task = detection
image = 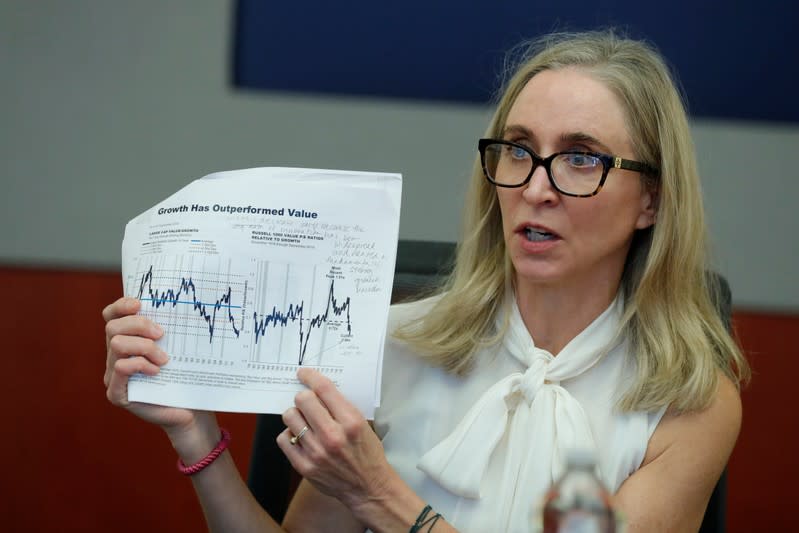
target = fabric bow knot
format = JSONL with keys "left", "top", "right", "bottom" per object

{"left": 417, "top": 295, "right": 622, "bottom": 500}
{"left": 516, "top": 356, "right": 549, "bottom": 405}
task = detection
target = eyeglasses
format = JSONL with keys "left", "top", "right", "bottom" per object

{"left": 478, "top": 138, "right": 658, "bottom": 197}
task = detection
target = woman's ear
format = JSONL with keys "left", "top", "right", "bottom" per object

{"left": 635, "top": 181, "right": 659, "bottom": 230}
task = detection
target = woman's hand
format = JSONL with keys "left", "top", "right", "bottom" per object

{"left": 103, "top": 297, "right": 197, "bottom": 432}
{"left": 278, "top": 368, "right": 396, "bottom": 514}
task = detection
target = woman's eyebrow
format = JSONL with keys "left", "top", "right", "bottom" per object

{"left": 502, "top": 126, "right": 613, "bottom": 154}
{"left": 501, "top": 124, "right": 535, "bottom": 139}
{"left": 560, "top": 132, "right": 612, "bottom": 153}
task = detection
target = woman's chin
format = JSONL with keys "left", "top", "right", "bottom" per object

{"left": 512, "top": 262, "right": 567, "bottom": 288}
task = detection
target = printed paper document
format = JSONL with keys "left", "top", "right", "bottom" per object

{"left": 121, "top": 167, "right": 402, "bottom": 418}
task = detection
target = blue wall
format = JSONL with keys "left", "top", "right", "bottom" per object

{"left": 234, "top": 0, "right": 798, "bottom": 123}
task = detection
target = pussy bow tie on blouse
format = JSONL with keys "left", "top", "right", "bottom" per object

{"left": 417, "top": 295, "right": 622, "bottom": 499}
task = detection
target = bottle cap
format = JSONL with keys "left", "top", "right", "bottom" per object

{"left": 564, "top": 447, "right": 597, "bottom": 468}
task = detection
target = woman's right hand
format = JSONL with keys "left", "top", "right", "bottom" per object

{"left": 103, "top": 297, "right": 197, "bottom": 432}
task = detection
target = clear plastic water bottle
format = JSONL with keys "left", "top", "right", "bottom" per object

{"left": 541, "top": 449, "right": 616, "bottom": 533}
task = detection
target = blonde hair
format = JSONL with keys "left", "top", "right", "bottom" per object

{"left": 394, "top": 29, "right": 749, "bottom": 412}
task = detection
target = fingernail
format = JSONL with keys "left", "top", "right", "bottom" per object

{"left": 154, "top": 324, "right": 164, "bottom": 336}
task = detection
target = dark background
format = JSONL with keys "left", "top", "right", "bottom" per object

{"left": 234, "top": 0, "right": 798, "bottom": 123}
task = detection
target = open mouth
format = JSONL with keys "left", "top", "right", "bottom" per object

{"left": 524, "top": 227, "right": 557, "bottom": 242}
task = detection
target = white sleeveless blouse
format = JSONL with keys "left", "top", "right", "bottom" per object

{"left": 373, "top": 296, "right": 666, "bottom": 533}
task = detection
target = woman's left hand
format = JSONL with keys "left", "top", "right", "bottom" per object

{"left": 278, "top": 367, "right": 395, "bottom": 513}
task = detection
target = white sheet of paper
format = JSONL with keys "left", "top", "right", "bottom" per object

{"left": 121, "top": 167, "right": 402, "bottom": 418}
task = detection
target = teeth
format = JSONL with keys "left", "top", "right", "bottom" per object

{"left": 524, "top": 228, "right": 554, "bottom": 242}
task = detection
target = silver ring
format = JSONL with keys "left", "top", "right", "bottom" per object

{"left": 289, "top": 425, "right": 309, "bottom": 445}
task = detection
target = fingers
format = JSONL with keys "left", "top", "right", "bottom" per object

{"left": 102, "top": 297, "right": 141, "bottom": 323}
{"left": 109, "top": 334, "right": 169, "bottom": 364}
{"left": 280, "top": 369, "right": 365, "bottom": 460}
{"left": 295, "top": 369, "right": 366, "bottom": 449}
{"left": 102, "top": 297, "right": 177, "bottom": 425}
{"left": 104, "top": 320, "right": 167, "bottom": 388}
{"left": 105, "top": 334, "right": 167, "bottom": 386}
{"left": 278, "top": 407, "right": 316, "bottom": 473}
{"left": 279, "top": 385, "right": 389, "bottom": 503}
{"left": 281, "top": 406, "right": 309, "bottom": 441}
{"left": 297, "top": 367, "right": 361, "bottom": 423}
{"left": 105, "top": 312, "right": 163, "bottom": 345}
{"left": 106, "top": 356, "right": 161, "bottom": 407}
{"left": 103, "top": 296, "right": 161, "bottom": 349}
{"left": 104, "top": 297, "right": 165, "bottom": 387}
{"left": 294, "top": 388, "right": 335, "bottom": 433}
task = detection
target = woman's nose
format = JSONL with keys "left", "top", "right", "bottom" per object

{"left": 522, "top": 165, "right": 559, "bottom": 205}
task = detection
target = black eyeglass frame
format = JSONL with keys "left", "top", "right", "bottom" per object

{"left": 478, "top": 138, "right": 659, "bottom": 198}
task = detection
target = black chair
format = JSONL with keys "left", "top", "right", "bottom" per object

{"left": 247, "top": 240, "right": 730, "bottom": 531}
{"left": 700, "top": 271, "right": 733, "bottom": 533}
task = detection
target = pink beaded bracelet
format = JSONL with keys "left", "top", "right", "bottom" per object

{"left": 176, "top": 428, "right": 231, "bottom": 476}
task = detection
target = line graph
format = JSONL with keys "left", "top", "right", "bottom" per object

{"left": 136, "top": 265, "right": 242, "bottom": 342}
{"left": 253, "top": 277, "right": 351, "bottom": 365}
{"left": 126, "top": 255, "right": 248, "bottom": 359}
{"left": 250, "top": 261, "right": 354, "bottom": 366}
{"left": 126, "top": 255, "right": 358, "bottom": 366}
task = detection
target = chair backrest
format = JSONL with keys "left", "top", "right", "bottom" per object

{"left": 247, "top": 240, "right": 730, "bottom": 531}
{"left": 699, "top": 272, "right": 732, "bottom": 533}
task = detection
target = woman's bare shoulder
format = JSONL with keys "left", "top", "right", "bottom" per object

{"left": 614, "top": 374, "right": 742, "bottom": 530}
{"left": 646, "top": 373, "right": 742, "bottom": 465}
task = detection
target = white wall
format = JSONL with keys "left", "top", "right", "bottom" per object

{"left": 1, "top": 0, "right": 797, "bottom": 311}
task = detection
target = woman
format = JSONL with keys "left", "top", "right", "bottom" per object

{"left": 104, "top": 30, "right": 749, "bottom": 532}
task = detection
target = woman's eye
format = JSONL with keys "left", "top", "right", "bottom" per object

{"left": 566, "top": 154, "right": 598, "bottom": 167}
{"left": 509, "top": 146, "right": 529, "bottom": 160}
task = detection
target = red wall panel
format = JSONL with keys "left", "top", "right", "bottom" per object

{"left": 727, "top": 312, "right": 798, "bottom": 531}
{"left": 0, "top": 266, "right": 794, "bottom": 531}
{"left": 0, "top": 267, "right": 256, "bottom": 532}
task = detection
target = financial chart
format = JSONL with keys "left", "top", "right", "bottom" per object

{"left": 127, "top": 256, "right": 356, "bottom": 368}
{"left": 121, "top": 166, "right": 401, "bottom": 415}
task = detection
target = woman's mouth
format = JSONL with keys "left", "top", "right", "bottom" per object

{"left": 524, "top": 227, "right": 557, "bottom": 242}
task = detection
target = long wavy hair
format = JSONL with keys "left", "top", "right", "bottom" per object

{"left": 394, "top": 29, "right": 749, "bottom": 412}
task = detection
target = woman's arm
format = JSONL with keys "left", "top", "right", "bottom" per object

{"left": 104, "top": 297, "right": 283, "bottom": 532}
{"left": 281, "top": 480, "right": 365, "bottom": 532}
{"left": 104, "top": 297, "right": 454, "bottom": 533}
{"left": 278, "top": 368, "right": 460, "bottom": 533}
{"left": 161, "top": 413, "right": 282, "bottom": 533}
{"left": 614, "top": 374, "right": 742, "bottom": 532}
